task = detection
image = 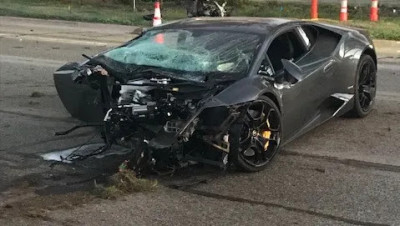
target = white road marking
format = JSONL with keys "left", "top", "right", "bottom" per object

{"left": 0, "top": 55, "right": 66, "bottom": 68}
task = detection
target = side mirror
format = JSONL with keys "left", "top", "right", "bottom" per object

{"left": 281, "top": 59, "right": 303, "bottom": 82}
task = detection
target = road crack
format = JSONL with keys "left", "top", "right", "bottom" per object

{"left": 282, "top": 151, "right": 400, "bottom": 173}
{"left": 180, "top": 188, "right": 389, "bottom": 226}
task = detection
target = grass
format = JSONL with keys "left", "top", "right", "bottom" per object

{"left": 1, "top": 0, "right": 400, "bottom": 40}
{"left": 93, "top": 170, "right": 158, "bottom": 199}
{"left": 0, "top": 0, "right": 186, "bottom": 26}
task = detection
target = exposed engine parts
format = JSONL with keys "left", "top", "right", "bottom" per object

{"left": 58, "top": 65, "right": 247, "bottom": 174}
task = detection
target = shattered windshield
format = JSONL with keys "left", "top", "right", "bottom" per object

{"left": 103, "top": 29, "right": 261, "bottom": 76}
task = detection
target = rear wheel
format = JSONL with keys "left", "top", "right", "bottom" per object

{"left": 229, "top": 97, "right": 282, "bottom": 172}
{"left": 348, "top": 55, "right": 377, "bottom": 117}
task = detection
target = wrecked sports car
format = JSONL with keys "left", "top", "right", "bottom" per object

{"left": 54, "top": 18, "right": 377, "bottom": 173}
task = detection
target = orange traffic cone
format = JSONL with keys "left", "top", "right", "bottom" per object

{"left": 310, "top": 0, "right": 318, "bottom": 20}
{"left": 153, "top": 1, "right": 162, "bottom": 27}
{"left": 370, "top": 0, "right": 379, "bottom": 22}
{"left": 340, "top": 0, "right": 348, "bottom": 22}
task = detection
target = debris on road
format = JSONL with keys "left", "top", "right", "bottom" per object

{"left": 29, "top": 91, "right": 45, "bottom": 98}
{"left": 28, "top": 101, "right": 40, "bottom": 105}
{"left": 93, "top": 170, "right": 158, "bottom": 200}
{"left": 41, "top": 143, "right": 132, "bottom": 163}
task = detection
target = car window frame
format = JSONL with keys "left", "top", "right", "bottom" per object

{"left": 296, "top": 26, "right": 311, "bottom": 50}
{"left": 294, "top": 24, "right": 322, "bottom": 65}
{"left": 257, "top": 55, "right": 275, "bottom": 77}
{"left": 263, "top": 28, "right": 308, "bottom": 74}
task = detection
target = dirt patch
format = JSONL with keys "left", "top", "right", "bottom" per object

{"left": 28, "top": 101, "right": 40, "bottom": 105}
{"left": 384, "top": 111, "right": 400, "bottom": 115}
{"left": 0, "top": 190, "right": 94, "bottom": 220}
{"left": 30, "top": 91, "right": 45, "bottom": 98}
{"left": 0, "top": 171, "right": 157, "bottom": 221}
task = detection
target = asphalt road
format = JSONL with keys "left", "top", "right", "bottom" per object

{"left": 1, "top": 27, "right": 400, "bottom": 225}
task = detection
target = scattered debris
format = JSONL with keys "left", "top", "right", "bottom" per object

{"left": 384, "top": 111, "right": 400, "bottom": 115}
{"left": 3, "top": 204, "right": 12, "bottom": 209}
{"left": 41, "top": 147, "right": 76, "bottom": 163}
{"left": 314, "top": 168, "right": 326, "bottom": 173}
{"left": 93, "top": 170, "right": 157, "bottom": 199}
{"left": 30, "top": 91, "right": 45, "bottom": 98}
{"left": 41, "top": 143, "right": 132, "bottom": 163}
{"left": 26, "top": 209, "right": 51, "bottom": 221}
{"left": 28, "top": 101, "right": 40, "bottom": 105}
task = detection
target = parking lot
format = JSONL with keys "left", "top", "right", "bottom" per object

{"left": 0, "top": 17, "right": 400, "bottom": 225}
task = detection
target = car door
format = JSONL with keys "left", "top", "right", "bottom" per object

{"left": 293, "top": 25, "right": 340, "bottom": 132}
{"left": 265, "top": 26, "right": 336, "bottom": 142}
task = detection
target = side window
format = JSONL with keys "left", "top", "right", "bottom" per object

{"left": 300, "top": 25, "right": 318, "bottom": 50}
{"left": 296, "top": 25, "right": 341, "bottom": 65}
{"left": 266, "top": 30, "right": 307, "bottom": 72}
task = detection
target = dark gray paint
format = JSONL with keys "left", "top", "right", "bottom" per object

{"left": 54, "top": 18, "right": 376, "bottom": 146}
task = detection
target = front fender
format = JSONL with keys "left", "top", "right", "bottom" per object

{"left": 204, "top": 76, "right": 277, "bottom": 108}
{"left": 54, "top": 62, "right": 104, "bottom": 122}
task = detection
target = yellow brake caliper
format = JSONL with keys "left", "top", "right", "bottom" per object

{"left": 262, "top": 120, "right": 272, "bottom": 151}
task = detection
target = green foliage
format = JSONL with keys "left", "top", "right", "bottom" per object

{"left": 1, "top": 0, "right": 399, "bottom": 40}
{"left": 226, "top": 0, "right": 250, "bottom": 7}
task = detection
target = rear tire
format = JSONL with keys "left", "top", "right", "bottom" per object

{"left": 229, "top": 96, "right": 282, "bottom": 172}
{"left": 347, "top": 55, "right": 377, "bottom": 118}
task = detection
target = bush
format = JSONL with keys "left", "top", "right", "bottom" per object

{"left": 226, "top": 0, "right": 250, "bottom": 7}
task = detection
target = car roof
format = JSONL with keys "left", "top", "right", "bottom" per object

{"left": 152, "top": 17, "right": 295, "bottom": 34}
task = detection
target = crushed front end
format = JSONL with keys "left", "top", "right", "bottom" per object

{"left": 101, "top": 76, "right": 244, "bottom": 174}
{"left": 53, "top": 27, "right": 264, "bottom": 174}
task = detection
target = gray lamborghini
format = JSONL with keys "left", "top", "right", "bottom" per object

{"left": 54, "top": 17, "right": 377, "bottom": 173}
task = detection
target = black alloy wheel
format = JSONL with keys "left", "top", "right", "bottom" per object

{"left": 229, "top": 96, "right": 281, "bottom": 172}
{"left": 349, "top": 55, "right": 377, "bottom": 117}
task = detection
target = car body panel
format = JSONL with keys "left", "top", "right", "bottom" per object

{"left": 54, "top": 17, "right": 376, "bottom": 146}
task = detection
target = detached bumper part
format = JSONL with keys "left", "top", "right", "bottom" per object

{"left": 54, "top": 64, "right": 104, "bottom": 122}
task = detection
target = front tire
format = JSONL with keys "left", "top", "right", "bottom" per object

{"left": 229, "top": 96, "right": 282, "bottom": 172}
{"left": 348, "top": 55, "right": 377, "bottom": 118}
